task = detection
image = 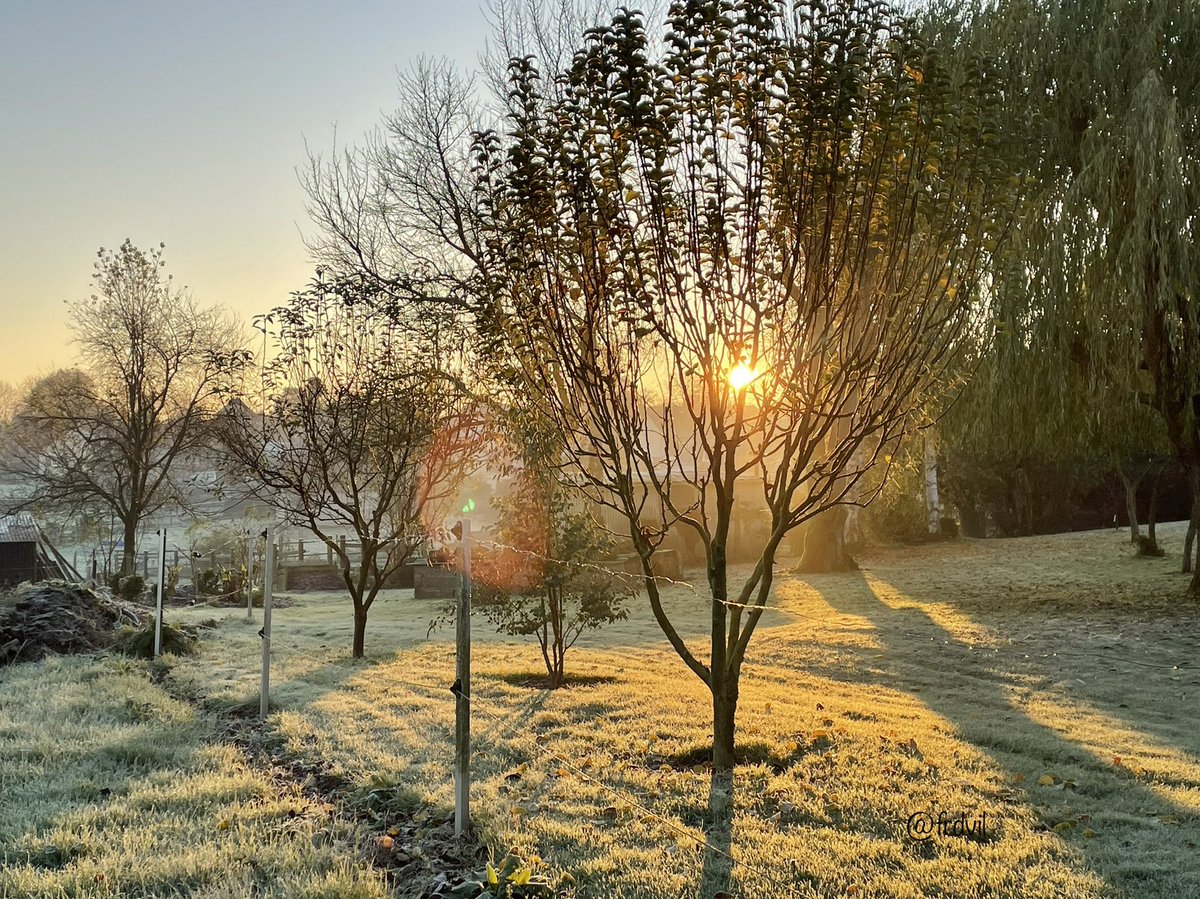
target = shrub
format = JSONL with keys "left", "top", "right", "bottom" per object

{"left": 471, "top": 482, "right": 631, "bottom": 689}
{"left": 115, "top": 575, "right": 146, "bottom": 602}
{"left": 196, "top": 566, "right": 247, "bottom": 597}
{"left": 113, "top": 621, "right": 198, "bottom": 657}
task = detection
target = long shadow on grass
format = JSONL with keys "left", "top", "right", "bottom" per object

{"left": 803, "top": 570, "right": 1200, "bottom": 899}
{"left": 699, "top": 769, "right": 734, "bottom": 899}
{"left": 869, "top": 557, "right": 1200, "bottom": 775}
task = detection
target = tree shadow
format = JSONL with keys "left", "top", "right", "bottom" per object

{"left": 800, "top": 569, "right": 1200, "bottom": 899}
{"left": 699, "top": 768, "right": 734, "bottom": 899}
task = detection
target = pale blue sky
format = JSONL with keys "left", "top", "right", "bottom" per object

{"left": 0, "top": 0, "right": 493, "bottom": 382}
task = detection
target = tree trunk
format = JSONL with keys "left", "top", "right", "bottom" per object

{"left": 352, "top": 603, "right": 368, "bottom": 659}
{"left": 957, "top": 502, "right": 986, "bottom": 538}
{"left": 712, "top": 681, "right": 738, "bottom": 771}
{"left": 1185, "top": 465, "right": 1200, "bottom": 575}
{"left": 120, "top": 517, "right": 138, "bottom": 576}
{"left": 1118, "top": 465, "right": 1141, "bottom": 544}
{"left": 923, "top": 436, "right": 941, "bottom": 535}
{"left": 1146, "top": 464, "right": 1162, "bottom": 550}
{"left": 1188, "top": 465, "right": 1200, "bottom": 597}
{"left": 794, "top": 507, "right": 856, "bottom": 573}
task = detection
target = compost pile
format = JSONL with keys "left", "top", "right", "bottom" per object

{"left": 0, "top": 581, "right": 145, "bottom": 665}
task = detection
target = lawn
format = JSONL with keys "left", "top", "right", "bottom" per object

{"left": 3, "top": 523, "right": 1199, "bottom": 898}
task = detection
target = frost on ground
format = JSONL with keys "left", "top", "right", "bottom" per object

{"left": 3, "top": 523, "right": 1198, "bottom": 898}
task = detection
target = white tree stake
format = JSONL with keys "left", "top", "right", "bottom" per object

{"left": 260, "top": 527, "right": 275, "bottom": 719}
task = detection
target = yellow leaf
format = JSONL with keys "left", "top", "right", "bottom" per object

{"left": 1012, "top": 772, "right": 1025, "bottom": 785}
{"left": 216, "top": 819, "right": 231, "bottom": 831}
{"left": 1037, "top": 774, "right": 1055, "bottom": 786}
{"left": 1052, "top": 821, "right": 1074, "bottom": 833}
{"left": 1083, "top": 828, "right": 1097, "bottom": 838}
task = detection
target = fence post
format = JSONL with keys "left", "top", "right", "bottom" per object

{"left": 260, "top": 527, "right": 275, "bottom": 719}
{"left": 454, "top": 518, "right": 472, "bottom": 837}
{"left": 142, "top": 551, "right": 149, "bottom": 577}
{"left": 326, "top": 541, "right": 333, "bottom": 565}
{"left": 298, "top": 539, "right": 305, "bottom": 562}
{"left": 246, "top": 535, "right": 255, "bottom": 623}
{"left": 153, "top": 530, "right": 166, "bottom": 656}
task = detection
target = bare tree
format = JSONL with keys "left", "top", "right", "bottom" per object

{"left": 218, "top": 276, "right": 483, "bottom": 659}
{"left": 471, "top": 1, "right": 1018, "bottom": 769}
{"left": 1, "top": 241, "right": 245, "bottom": 575}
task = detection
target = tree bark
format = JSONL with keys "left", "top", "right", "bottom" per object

{"left": 712, "top": 681, "right": 738, "bottom": 771}
{"left": 957, "top": 502, "right": 986, "bottom": 538}
{"left": 1117, "top": 463, "right": 1142, "bottom": 544}
{"left": 794, "top": 507, "right": 856, "bottom": 573}
{"left": 120, "top": 516, "right": 138, "bottom": 576}
{"left": 1146, "top": 463, "right": 1162, "bottom": 550}
{"left": 1188, "top": 465, "right": 1200, "bottom": 597}
{"left": 923, "top": 437, "right": 941, "bottom": 535}
{"left": 352, "top": 603, "right": 368, "bottom": 659}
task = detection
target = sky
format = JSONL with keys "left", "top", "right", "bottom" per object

{"left": 0, "top": 0, "right": 495, "bottom": 384}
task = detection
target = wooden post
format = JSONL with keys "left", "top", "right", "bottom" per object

{"left": 326, "top": 541, "right": 333, "bottom": 565}
{"left": 246, "top": 535, "right": 255, "bottom": 623}
{"left": 454, "top": 518, "right": 472, "bottom": 837}
{"left": 173, "top": 549, "right": 179, "bottom": 568}
{"left": 260, "top": 527, "right": 275, "bottom": 719}
{"left": 298, "top": 539, "right": 305, "bottom": 562}
{"left": 142, "top": 551, "right": 149, "bottom": 577}
{"left": 153, "top": 530, "right": 166, "bottom": 656}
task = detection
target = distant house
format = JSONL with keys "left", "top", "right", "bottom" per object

{"left": 0, "top": 514, "right": 80, "bottom": 587}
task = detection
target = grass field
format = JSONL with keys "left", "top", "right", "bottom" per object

{"left": 3, "top": 523, "right": 1199, "bottom": 898}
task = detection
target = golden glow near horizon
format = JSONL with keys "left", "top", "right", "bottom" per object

{"left": 729, "top": 361, "right": 759, "bottom": 390}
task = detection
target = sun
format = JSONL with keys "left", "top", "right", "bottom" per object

{"left": 728, "top": 362, "right": 758, "bottom": 390}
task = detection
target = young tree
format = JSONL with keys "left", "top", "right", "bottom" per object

{"left": 474, "top": 473, "right": 632, "bottom": 688}
{"left": 1, "top": 241, "right": 244, "bottom": 574}
{"left": 218, "top": 276, "right": 481, "bottom": 658}
{"left": 471, "top": 1, "right": 1016, "bottom": 768}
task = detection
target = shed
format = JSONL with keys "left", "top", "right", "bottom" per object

{"left": 0, "top": 514, "right": 80, "bottom": 587}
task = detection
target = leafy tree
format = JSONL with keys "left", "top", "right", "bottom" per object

{"left": 217, "top": 276, "right": 482, "bottom": 658}
{"left": 474, "top": 462, "right": 632, "bottom": 688}
{"left": 975, "top": 0, "right": 1200, "bottom": 587}
{"left": 470, "top": 0, "right": 1018, "bottom": 768}
{"left": 0, "top": 241, "right": 245, "bottom": 574}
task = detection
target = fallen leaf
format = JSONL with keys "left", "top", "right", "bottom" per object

{"left": 1037, "top": 774, "right": 1056, "bottom": 787}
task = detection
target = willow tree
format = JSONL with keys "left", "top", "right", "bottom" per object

{"left": 977, "top": 0, "right": 1199, "bottom": 583}
{"left": 473, "top": 0, "right": 1016, "bottom": 768}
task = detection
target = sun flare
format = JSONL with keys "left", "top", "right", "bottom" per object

{"left": 729, "top": 361, "right": 758, "bottom": 390}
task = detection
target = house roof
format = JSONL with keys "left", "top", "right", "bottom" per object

{"left": 0, "top": 513, "right": 39, "bottom": 544}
